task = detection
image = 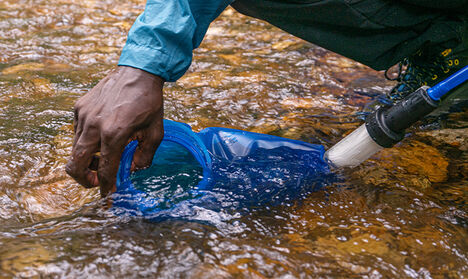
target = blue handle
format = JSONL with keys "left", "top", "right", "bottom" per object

{"left": 427, "top": 65, "right": 468, "bottom": 101}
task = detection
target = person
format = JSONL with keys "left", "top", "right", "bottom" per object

{"left": 66, "top": 0, "right": 468, "bottom": 197}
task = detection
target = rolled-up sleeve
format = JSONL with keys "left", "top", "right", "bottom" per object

{"left": 118, "top": 0, "right": 232, "bottom": 82}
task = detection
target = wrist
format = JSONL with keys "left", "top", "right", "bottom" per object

{"left": 117, "top": 65, "right": 165, "bottom": 90}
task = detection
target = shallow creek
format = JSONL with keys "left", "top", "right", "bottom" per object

{"left": 0, "top": 0, "right": 467, "bottom": 277}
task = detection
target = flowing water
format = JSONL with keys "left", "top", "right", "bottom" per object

{"left": 0, "top": 0, "right": 467, "bottom": 278}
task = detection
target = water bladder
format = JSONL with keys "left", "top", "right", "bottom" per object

{"left": 113, "top": 66, "right": 468, "bottom": 218}
{"left": 113, "top": 120, "right": 330, "bottom": 218}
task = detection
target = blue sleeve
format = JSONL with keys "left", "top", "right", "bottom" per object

{"left": 118, "top": 0, "right": 232, "bottom": 82}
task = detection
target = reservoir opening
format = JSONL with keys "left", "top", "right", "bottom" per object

{"left": 130, "top": 141, "right": 204, "bottom": 210}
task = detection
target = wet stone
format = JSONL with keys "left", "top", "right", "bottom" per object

{"left": 416, "top": 128, "right": 468, "bottom": 152}
{"left": 354, "top": 140, "right": 449, "bottom": 189}
{"left": 1, "top": 63, "right": 45, "bottom": 75}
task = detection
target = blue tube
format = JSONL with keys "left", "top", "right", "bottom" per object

{"left": 427, "top": 66, "right": 468, "bottom": 101}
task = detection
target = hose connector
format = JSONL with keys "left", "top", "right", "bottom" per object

{"left": 325, "top": 66, "right": 468, "bottom": 168}
{"left": 325, "top": 87, "right": 439, "bottom": 167}
{"left": 365, "top": 86, "right": 438, "bottom": 148}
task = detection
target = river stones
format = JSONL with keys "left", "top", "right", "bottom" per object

{"left": 353, "top": 140, "right": 449, "bottom": 189}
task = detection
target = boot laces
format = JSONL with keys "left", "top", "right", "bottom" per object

{"left": 385, "top": 52, "right": 449, "bottom": 100}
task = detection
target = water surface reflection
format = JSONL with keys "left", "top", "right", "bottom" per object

{"left": 0, "top": 1, "right": 467, "bottom": 278}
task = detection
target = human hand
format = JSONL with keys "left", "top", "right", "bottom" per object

{"left": 66, "top": 66, "right": 164, "bottom": 197}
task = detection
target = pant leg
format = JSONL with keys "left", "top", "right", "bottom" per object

{"left": 399, "top": 0, "right": 468, "bottom": 11}
{"left": 231, "top": 0, "right": 466, "bottom": 70}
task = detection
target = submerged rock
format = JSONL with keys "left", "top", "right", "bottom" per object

{"left": 377, "top": 141, "right": 449, "bottom": 183}
{"left": 416, "top": 128, "right": 468, "bottom": 152}
{"left": 354, "top": 140, "right": 449, "bottom": 189}
{"left": 2, "top": 63, "right": 45, "bottom": 75}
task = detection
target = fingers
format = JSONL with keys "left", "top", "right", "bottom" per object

{"left": 132, "top": 115, "right": 164, "bottom": 171}
{"left": 66, "top": 67, "right": 165, "bottom": 197}
{"left": 98, "top": 127, "right": 132, "bottom": 197}
{"left": 65, "top": 125, "right": 100, "bottom": 188}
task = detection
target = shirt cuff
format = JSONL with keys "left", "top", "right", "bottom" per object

{"left": 118, "top": 43, "right": 190, "bottom": 82}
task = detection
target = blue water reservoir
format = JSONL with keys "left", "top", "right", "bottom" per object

{"left": 113, "top": 120, "right": 330, "bottom": 219}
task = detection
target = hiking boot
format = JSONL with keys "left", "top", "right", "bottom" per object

{"left": 386, "top": 43, "right": 468, "bottom": 102}
{"left": 357, "top": 40, "right": 468, "bottom": 120}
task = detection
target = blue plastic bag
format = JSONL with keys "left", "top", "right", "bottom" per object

{"left": 113, "top": 120, "right": 330, "bottom": 219}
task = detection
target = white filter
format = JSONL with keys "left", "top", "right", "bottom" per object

{"left": 324, "top": 124, "right": 384, "bottom": 168}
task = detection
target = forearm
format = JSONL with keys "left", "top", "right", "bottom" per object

{"left": 118, "top": 0, "right": 232, "bottom": 82}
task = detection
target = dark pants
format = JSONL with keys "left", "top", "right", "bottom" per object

{"left": 231, "top": 0, "right": 467, "bottom": 70}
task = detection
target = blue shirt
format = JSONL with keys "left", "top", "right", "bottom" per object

{"left": 118, "top": 0, "right": 232, "bottom": 82}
